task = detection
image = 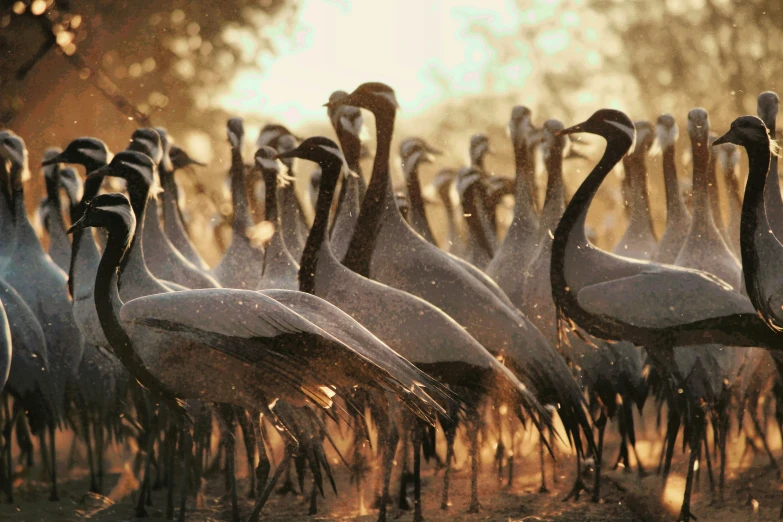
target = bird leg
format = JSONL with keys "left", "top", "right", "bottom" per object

{"left": 592, "top": 411, "right": 607, "bottom": 503}
{"left": 750, "top": 407, "right": 780, "bottom": 476}
{"left": 662, "top": 406, "right": 681, "bottom": 484}
{"left": 15, "top": 411, "right": 34, "bottom": 468}
{"left": 47, "top": 423, "right": 59, "bottom": 502}
{"left": 702, "top": 425, "right": 714, "bottom": 500}
{"left": 412, "top": 422, "right": 424, "bottom": 522}
{"left": 397, "top": 427, "right": 411, "bottom": 510}
{"left": 177, "top": 427, "right": 192, "bottom": 522}
{"left": 467, "top": 409, "right": 481, "bottom": 513}
{"left": 440, "top": 415, "right": 457, "bottom": 510}
{"left": 494, "top": 400, "right": 505, "bottom": 480}
{"left": 94, "top": 420, "right": 105, "bottom": 494}
{"left": 377, "top": 419, "right": 400, "bottom": 522}
{"left": 216, "top": 405, "right": 240, "bottom": 522}
{"left": 718, "top": 410, "right": 729, "bottom": 505}
{"left": 308, "top": 478, "right": 318, "bottom": 515}
{"left": 251, "top": 412, "right": 271, "bottom": 496}
{"left": 236, "top": 408, "right": 258, "bottom": 499}
{"left": 550, "top": 427, "right": 558, "bottom": 484}
{"left": 247, "top": 433, "right": 299, "bottom": 522}
{"left": 677, "top": 411, "right": 703, "bottom": 522}
{"left": 136, "top": 411, "right": 159, "bottom": 518}
{"left": 165, "top": 425, "right": 179, "bottom": 520}
{"left": 79, "top": 407, "right": 98, "bottom": 494}
{"left": 562, "top": 449, "right": 589, "bottom": 501}
{"left": 539, "top": 412, "right": 549, "bottom": 493}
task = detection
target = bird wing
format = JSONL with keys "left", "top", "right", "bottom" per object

{"left": 120, "top": 289, "right": 444, "bottom": 422}
{"left": 577, "top": 268, "right": 755, "bottom": 329}
{"left": 261, "top": 289, "right": 455, "bottom": 416}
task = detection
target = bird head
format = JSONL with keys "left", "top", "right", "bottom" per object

{"left": 169, "top": 145, "right": 206, "bottom": 170}
{"left": 627, "top": 121, "right": 654, "bottom": 159}
{"left": 456, "top": 166, "right": 483, "bottom": 199}
{"left": 540, "top": 119, "right": 567, "bottom": 160}
{"left": 227, "top": 118, "right": 245, "bottom": 149}
{"left": 0, "top": 132, "right": 30, "bottom": 186}
{"left": 469, "top": 134, "right": 491, "bottom": 166}
{"left": 256, "top": 123, "right": 297, "bottom": 150}
{"left": 87, "top": 150, "right": 157, "bottom": 195}
{"left": 325, "top": 82, "right": 399, "bottom": 115}
{"left": 432, "top": 168, "right": 457, "bottom": 204}
{"left": 400, "top": 137, "right": 441, "bottom": 178}
{"left": 714, "top": 141, "right": 740, "bottom": 174}
{"left": 127, "top": 128, "right": 163, "bottom": 165}
{"left": 508, "top": 105, "right": 535, "bottom": 146}
{"left": 687, "top": 108, "right": 710, "bottom": 143}
{"left": 254, "top": 146, "right": 287, "bottom": 187}
{"left": 713, "top": 115, "right": 774, "bottom": 152}
{"left": 41, "top": 137, "right": 111, "bottom": 172}
{"left": 60, "top": 166, "right": 84, "bottom": 206}
{"left": 757, "top": 91, "right": 779, "bottom": 132}
{"left": 557, "top": 109, "right": 635, "bottom": 154}
{"left": 68, "top": 192, "right": 136, "bottom": 248}
{"left": 655, "top": 114, "right": 679, "bottom": 151}
{"left": 42, "top": 147, "right": 63, "bottom": 183}
{"left": 154, "top": 127, "right": 174, "bottom": 173}
{"left": 275, "top": 136, "right": 351, "bottom": 182}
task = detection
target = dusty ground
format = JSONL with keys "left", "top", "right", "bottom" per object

{"left": 3, "top": 421, "right": 783, "bottom": 522}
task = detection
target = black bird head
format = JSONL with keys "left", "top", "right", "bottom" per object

{"left": 41, "top": 137, "right": 111, "bottom": 172}
{"left": 227, "top": 118, "right": 245, "bottom": 149}
{"left": 400, "top": 137, "right": 441, "bottom": 178}
{"left": 757, "top": 91, "right": 779, "bottom": 132}
{"left": 87, "top": 150, "right": 157, "bottom": 192}
{"left": 325, "top": 82, "right": 399, "bottom": 115}
{"left": 558, "top": 109, "right": 635, "bottom": 152}
{"left": 127, "top": 128, "right": 163, "bottom": 165}
{"left": 169, "top": 145, "right": 206, "bottom": 170}
{"left": 656, "top": 114, "right": 678, "bottom": 151}
{"left": 687, "top": 108, "right": 710, "bottom": 143}
{"left": 276, "top": 136, "right": 346, "bottom": 171}
{"left": 713, "top": 116, "right": 772, "bottom": 150}
{"left": 68, "top": 192, "right": 136, "bottom": 248}
{"left": 469, "top": 134, "right": 491, "bottom": 166}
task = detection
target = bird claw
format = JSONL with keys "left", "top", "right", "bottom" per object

{"left": 676, "top": 507, "right": 697, "bottom": 521}
{"left": 562, "top": 478, "right": 589, "bottom": 502}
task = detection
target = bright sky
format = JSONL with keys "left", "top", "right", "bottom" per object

{"left": 216, "top": 0, "right": 540, "bottom": 125}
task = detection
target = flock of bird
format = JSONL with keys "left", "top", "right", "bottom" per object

{"left": 1, "top": 81, "right": 783, "bottom": 522}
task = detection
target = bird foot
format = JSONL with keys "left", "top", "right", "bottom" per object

{"left": 676, "top": 506, "right": 697, "bottom": 521}
{"left": 467, "top": 501, "right": 481, "bottom": 514}
{"left": 562, "top": 478, "right": 589, "bottom": 502}
{"left": 48, "top": 491, "right": 59, "bottom": 502}
{"left": 539, "top": 485, "right": 549, "bottom": 494}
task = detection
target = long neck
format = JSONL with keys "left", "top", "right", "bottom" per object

{"left": 12, "top": 174, "right": 45, "bottom": 254}
{"left": 160, "top": 167, "right": 187, "bottom": 234}
{"left": 552, "top": 137, "right": 629, "bottom": 306}
{"left": 539, "top": 148, "right": 565, "bottom": 232}
{"left": 337, "top": 129, "right": 363, "bottom": 176}
{"left": 69, "top": 169, "right": 104, "bottom": 296}
{"left": 691, "top": 138, "right": 715, "bottom": 229}
{"left": 464, "top": 187, "right": 495, "bottom": 258}
{"left": 95, "top": 228, "right": 183, "bottom": 408}
{"left": 44, "top": 178, "right": 70, "bottom": 255}
{"left": 342, "top": 109, "right": 396, "bottom": 276}
{"left": 264, "top": 175, "right": 279, "bottom": 224}
{"left": 513, "top": 140, "right": 536, "bottom": 217}
{"left": 300, "top": 162, "right": 340, "bottom": 294}
{"left": 122, "top": 180, "right": 151, "bottom": 274}
{"left": 662, "top": 146, "right": 688, "bottom": 222}
{"left": 740, "top": 142, "right": 773, "bottom": 324}
{"left": 623, "top": 153, "right": 653, "bottom": 230}
{"left": 405, "top": 162, "right": 435, "bottom": 242}
{"left": 230, "top": 148, "right": 250, "bottom": 236}
{"left": 707, "top": 153, "right": 724, "bottom": 230}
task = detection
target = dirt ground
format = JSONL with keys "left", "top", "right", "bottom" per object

{"left": 3, "top": 415, "right": 783, "bottom": 522}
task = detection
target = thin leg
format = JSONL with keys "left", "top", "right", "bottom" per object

{"left": 251, "top": 413, "right": 270, "bottom": 495}
{"left": 412, "top": 425, "right": 423, "bottom": 522}
{"left": 94, "top": 420, "right": 105, "bottom": 494}
{"left": 677, "top": 413, "right": 702, "bottom": 522}
{"left": 592, "top": 412, "right": 607, "bottom": 503}
{"left": 563, "top": 449, "right": 588, "bottom": 501}
{"left": 166, "top": 426, "right": 178, "bottom": 520}
{"left": 177, "top": 427, "right": 192, "bottom": 522}
{"left": 494, "top": 400, "right": 504, "bottom": 480}
{"left": 440, "top": 418, "right": 456, "bottom": 510}
{"left": 378, "top": 422, "right": 400, "bottom": 522}
{"left": 136, "top": 412, "right": 158, "bottom": 518}
{"left": 662, "top": 406, "right": 681, "bottom": 483}
{"left": 467, "top": 411, "right": 481, "bottom": 514}
{"left": 397, "top": 428, "right": 411, "bottom": 510}
{"left": 702, "top": 426, "right": 714, "bottom": 500}
{"left": 47, "top": 423, "right": 58, "bottom": 501}
{"left": 80, "top": 409, "right": 97, "bottom": 493}
{"left": 308, "top": 479, "right": 318, "bottom": 515}
{"left": 751, "top": 409, "right": 779, "bottom": 475}
{"left": 539, "top": 413, "right": 548, "bottom": 494}
{"left": 246, "top": 435, "right": 298, "bottom": 522}
{"left": 236, "top": 408, "right": 257, "bottom": 499}
{"left": 217, "top": 406, "right": 239, "bottom": 522}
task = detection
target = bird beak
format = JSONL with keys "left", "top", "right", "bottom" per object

{"left": 188, "top": 158, "right": 207, "bottom": 167}
{"left": 85, "top": 163, "right": 113, "bottom": 183}
{"left": 557, "top": 122, "right": 587, "bottom": 136}
{"left": 41, "top": 151, "right": 67, "bottom": 167}
{"left": 67, "top": 214, "right": 88, "bottom": 234}
{"left": 274, "top": 149, "right": 299, "bottom": 161}
{"left": 424, "top": 143, "right": 442, "bottom": 156}
{"left": 712, "top": 130, "right": 734, "bottom": 147}
{"left": 324, "top": 91, "right": 355, "bottom": 109}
